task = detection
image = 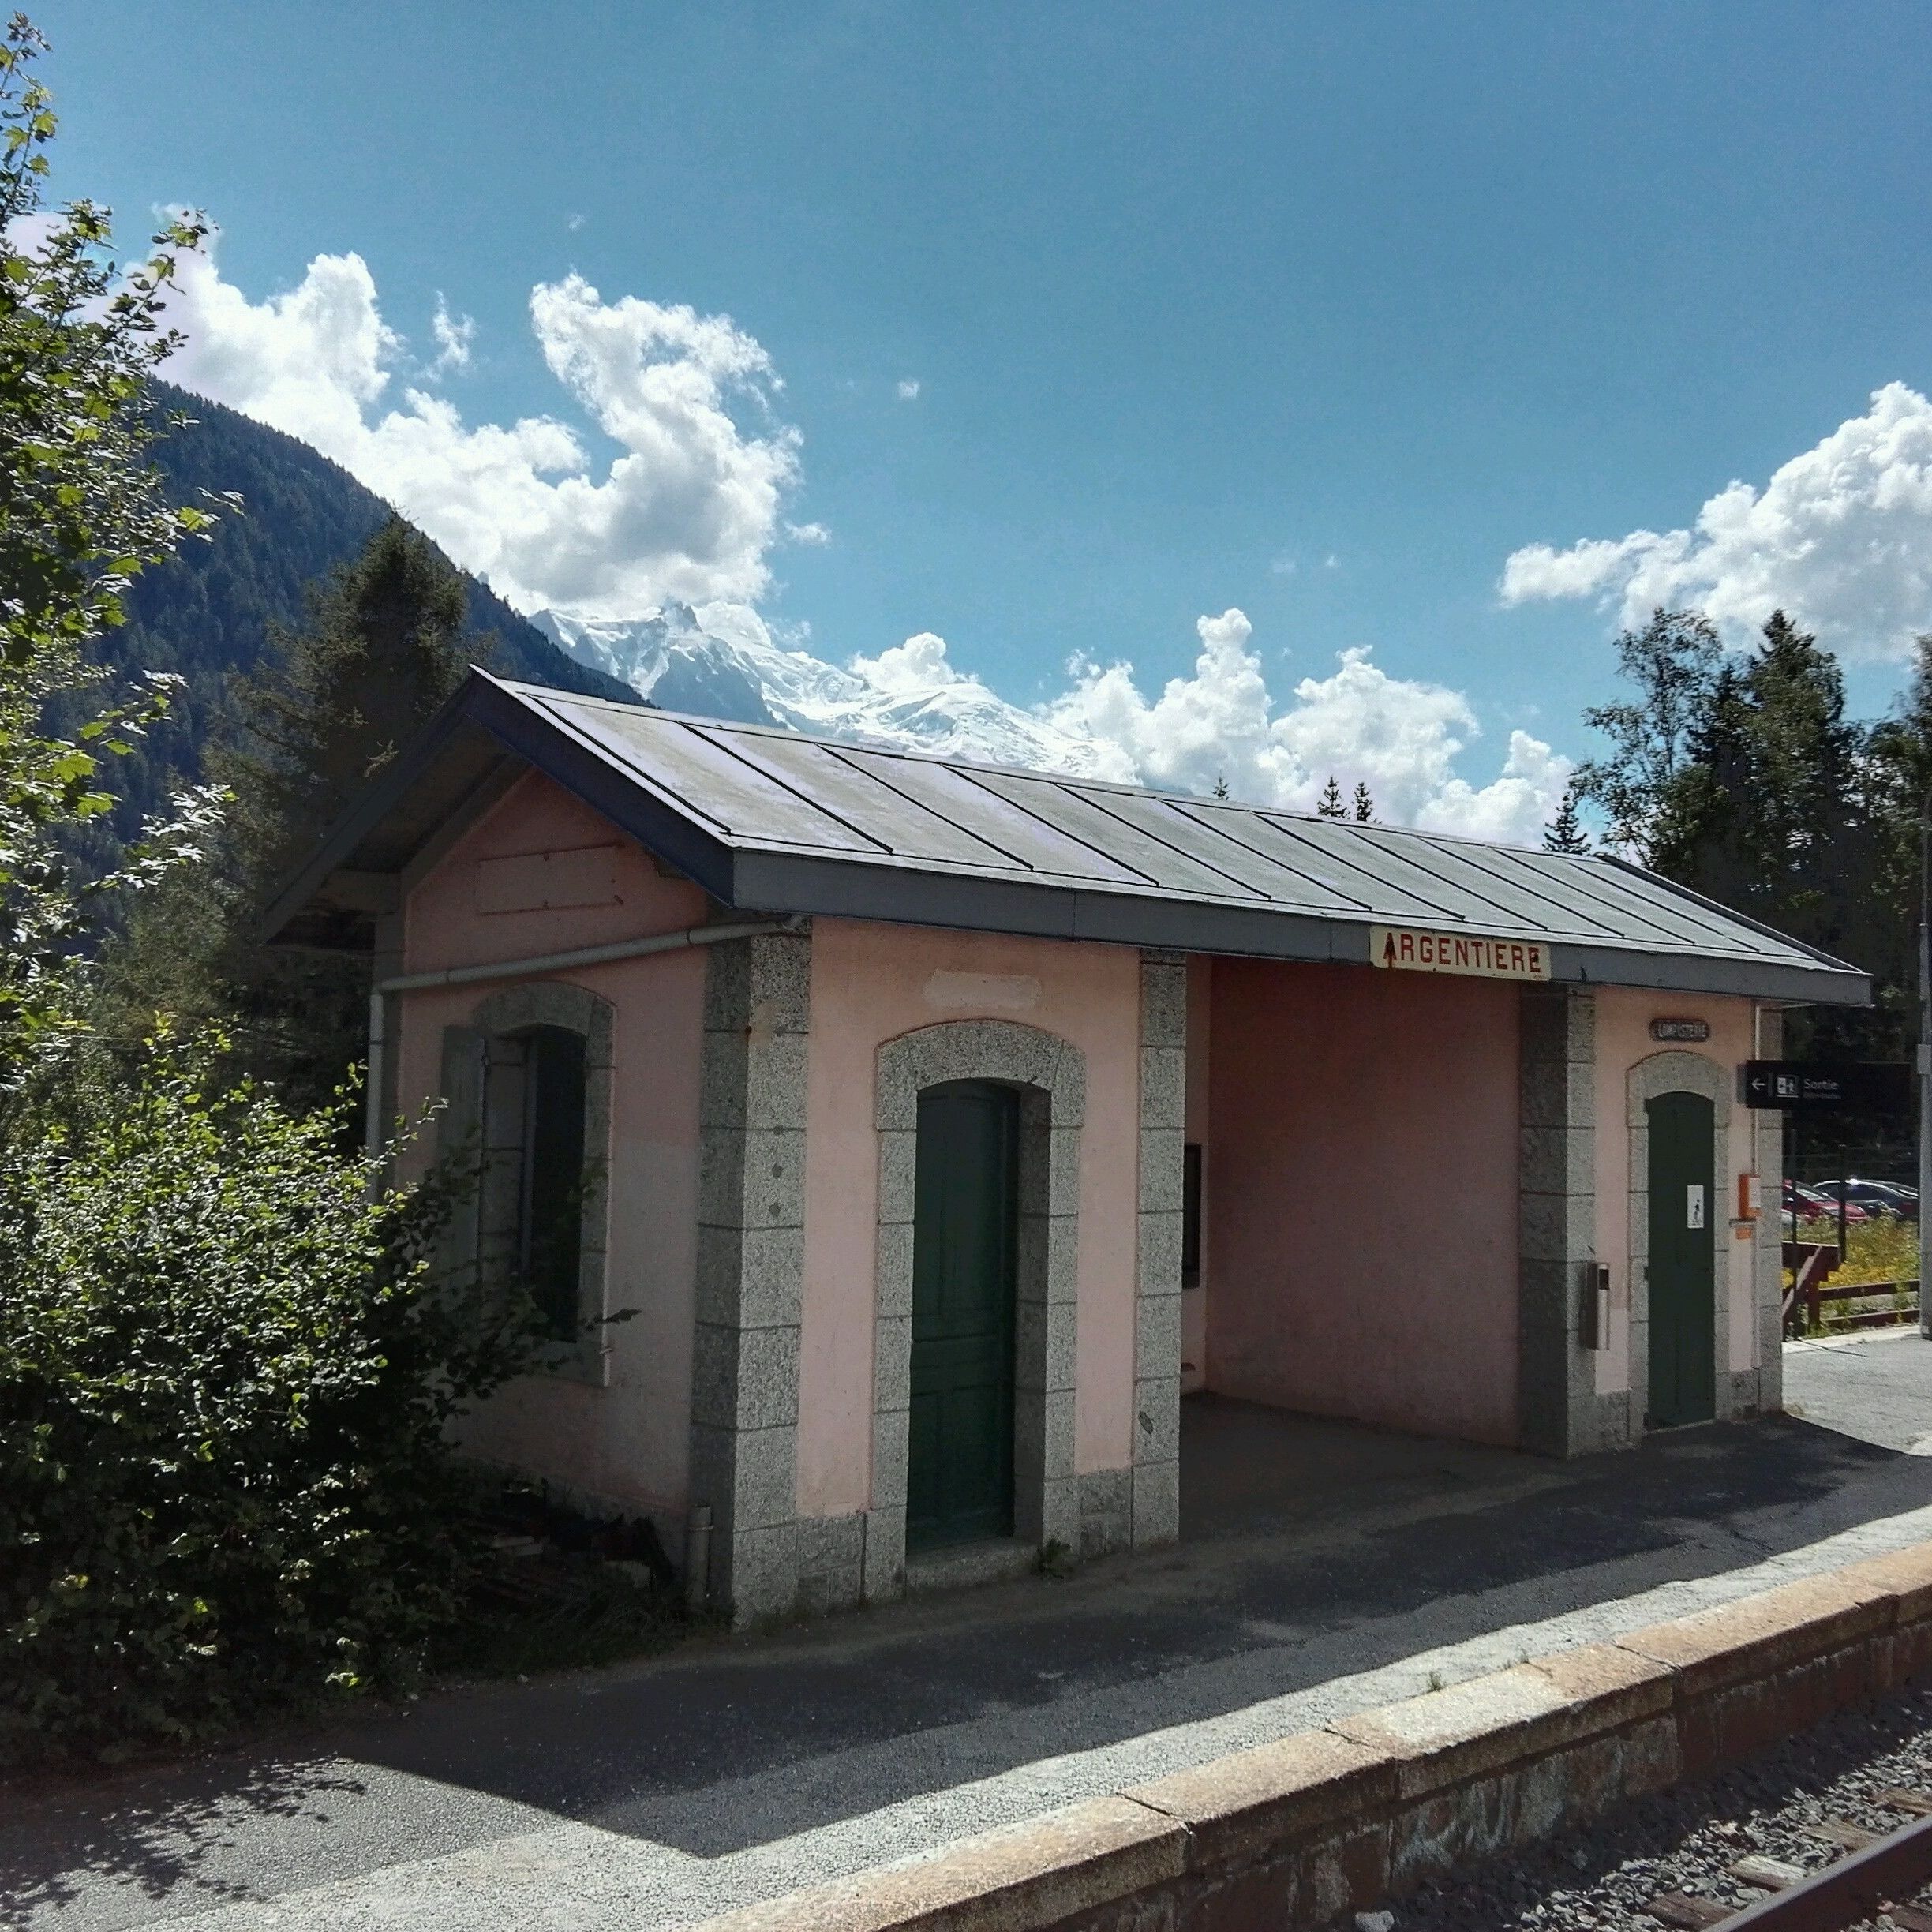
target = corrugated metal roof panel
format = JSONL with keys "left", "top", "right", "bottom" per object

{"left": 1159, "top": 806, "right": 1395, "bottom": 915}
{"left": 509, "top": 683, "right": 1861, "bottom": 987}
{"left": 1507, "top": 844, "right": 1788, "bottom": 956}
{"left": 1155, "top": 803, "right": 1381, "bottom": 913}
{"left": 1252, "top": 813, "right": 1482, "bottom": 923}
{"left": 964, "top": 769, "right": 1275, "bottom": 901}
{"left": 840, "top": 751, "right": 1159, "bottom": 885}
{"left": 543, "top": 701, "right": 889, "bottom": 853}
{"left": 698, "top": 730, "right": 1019, "bottom": 871}
{"left": 264, "top": 673, "right": 1870, "bottom": 1004}
{"left": 1346, "top": 826, "right": 1622, "bottom": 939}
{"left": 1106, "top": 794, "right": 1374, "bottom": 913}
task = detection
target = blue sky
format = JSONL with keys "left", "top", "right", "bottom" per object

{"left": 36, "top": 1, "right": 1932, "bottom": 829}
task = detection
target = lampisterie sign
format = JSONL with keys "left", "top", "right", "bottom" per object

{"left": 1368, "top": 927, "right": 1552, "bottom": 982}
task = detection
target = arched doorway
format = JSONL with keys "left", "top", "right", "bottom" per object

{"left": 1646, "top": 1088, "right": 1717, "bottom": 1427}
{"left": 907, "top": 1081, "right": 1020, "bottom": 1550}
{"left": 868, "top": 1018, "right": 1086, "bottom": 1596}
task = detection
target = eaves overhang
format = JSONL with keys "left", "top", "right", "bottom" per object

{"left": 718, "top": 848, "right": 1871, "bottom": 1004}
{"left": 260, "top": 669, "right": 1874, "bottom": 1009}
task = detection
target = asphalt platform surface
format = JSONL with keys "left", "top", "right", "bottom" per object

{"left": 7, "top": 1337, "right": 1932, "bottom": 1930}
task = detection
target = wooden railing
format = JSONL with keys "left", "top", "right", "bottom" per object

{"left": 1783, "top": 1239, "right": 1921, "bottom": 1334}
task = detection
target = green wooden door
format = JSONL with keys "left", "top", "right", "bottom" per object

{"left": 1647, "top": 1090, "right": 1717, "bottom": 1428}
{"left": 907, "top": 1083, "right": 1019, "bottom": 1551}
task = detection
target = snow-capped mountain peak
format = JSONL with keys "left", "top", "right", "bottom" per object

{"left": 528, "top": 605, "right": 1118, "bottom": 776}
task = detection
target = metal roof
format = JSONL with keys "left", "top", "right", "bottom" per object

{"left": 264, "top": 670, "right": 1870, "bottom": 1005}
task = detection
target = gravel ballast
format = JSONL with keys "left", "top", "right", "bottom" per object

{"left": 1385, "top": 1681, "right": 1932, "bottom": 1930}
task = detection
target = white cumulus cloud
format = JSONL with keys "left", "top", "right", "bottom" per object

{"left": 859, "top": 610, "right": 1568, "bottom": 842}
{"left": 159, "top": 238, "right": 805, "bottom": 619}
{"left": 1500, "top": 382, "right": 1932, "bottom": 658}
{"left": 155, "top": 238, "right": 1562, "bottom": 842}
{"left": 429, "top": 296, "right": 475, "bottom": 374}
{"left": 850, "top": 630, "right": 980, "bottom": 698}
{"left": 896, "top": 378, "right": 920, "bottom": 400}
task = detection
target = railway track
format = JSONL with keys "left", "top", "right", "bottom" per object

{"left": 1640, "top": 1793, "right": 1932, "bottom": 1930}
{"left": 1389, "top": 1681, "right": 1932, "bottom": 1932}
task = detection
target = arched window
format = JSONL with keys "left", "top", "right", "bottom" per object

{"left": 436, "top": 983, "right": 612, "bottom": 1380}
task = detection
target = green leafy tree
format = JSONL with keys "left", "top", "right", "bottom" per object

{"left": 0, "top": 21, "right": 571, "bottom": 1765}
{"left": 0, "top": 15, "right": 219, "bottom": 1090}
{"left": 1316, "top": 775, "right": 1346, "bottom": 818}
{"left": 1544, "top": 783, "right": 1591, "bottom": 854}
{"left": 1870, "top": 634, "right": 1932, "bottom": 818}
{"left": 222, "top": 519, "right": 471, "bottom": 882}
{"left": 1574, "top": 605, "right": 1893, "bottom": 1058}
{"left": 1571, "top": 608, "right": 1722, "bottom": 860}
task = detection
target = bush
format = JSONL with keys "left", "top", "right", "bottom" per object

{"left": 1823, "top": 1212, "right": 1919, "bottom": 1288}
{"left": 0, "top": 1035, "right": 537, "bottom": 1764}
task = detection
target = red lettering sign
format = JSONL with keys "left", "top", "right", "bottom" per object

{"left": 1368, "top": 925, "right": 1553, "bottom": 983}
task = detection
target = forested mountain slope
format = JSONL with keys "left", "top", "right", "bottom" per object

{"left": 92, "top": 385, "right": 635, "bottom": 837}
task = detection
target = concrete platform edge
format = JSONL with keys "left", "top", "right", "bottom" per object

{"left": 685, "top": 1539, "right": 1932, "bottom": 1932}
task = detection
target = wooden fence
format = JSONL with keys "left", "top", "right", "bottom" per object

{"left": 1783, "top": 1239, "right": 1921, "bottom": 1335}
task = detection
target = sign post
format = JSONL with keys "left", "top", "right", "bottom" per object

{"left": 1921, "top": 805, "right": 1930, "bottom": 1341}
{"left": 1739, "top": 1058, "right": 1921, "bottom": 1332}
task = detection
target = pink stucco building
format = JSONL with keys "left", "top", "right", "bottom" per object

{"left": 267, "top": 672, "right": 1869, "bottom": 1623}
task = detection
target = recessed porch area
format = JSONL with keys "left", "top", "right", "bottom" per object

{"left": 1176, "top": 1390, "right": 1536, "bottom": 1548}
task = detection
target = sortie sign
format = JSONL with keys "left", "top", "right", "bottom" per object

{"left": 1368, "top": 927, "right": 1552, "bottom": 982}
{"left": 1738, "top": 1061, "right": 1911, "bottom": 1111}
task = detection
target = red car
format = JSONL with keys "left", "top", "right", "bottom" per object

{"left": 1784, "top": 1178, "right": 1866, "bottom": 1223}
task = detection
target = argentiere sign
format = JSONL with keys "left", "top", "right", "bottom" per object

{"left": 1368, "top": 927, "right": 1552, "bottom": 982}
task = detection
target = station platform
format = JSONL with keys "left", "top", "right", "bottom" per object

{"left": 9, "top": 1341, "right": 1932, "bottom": 1930}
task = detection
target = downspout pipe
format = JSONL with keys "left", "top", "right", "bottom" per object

{"left": 362, "top": 916, "right": 797, "bottom": 1157}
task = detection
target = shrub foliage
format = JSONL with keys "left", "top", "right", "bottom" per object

{"left": 0, "top": 1039, "right": 534, "bottom": 1762}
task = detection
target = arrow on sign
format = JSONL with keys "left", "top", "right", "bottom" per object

{"left": 1737, "top": 1061, "right": 1911, "bottom": 1111}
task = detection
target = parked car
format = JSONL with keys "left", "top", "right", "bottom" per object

{"left": 1810, "top": 1178, "right": 1917, "bottom": 1219}
{"left": 1784, "top": 1179, "right": 1866, "bottom": 1223}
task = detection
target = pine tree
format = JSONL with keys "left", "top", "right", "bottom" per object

{"left": 1865, "top": 630, "right": 1932, "bottom": 1055}
{"left": 1352, "top": 781, "right": 1373, "bottom": 822}
{"left": 1592, "top": 606, "right": 1881, "bottom": 1059}
{"left": 103, "top": 521, "right": 473, "bottom": 1115}
{"left": 1211, "top": 774, "right": 1230, "bottom": 800}
{"left": 1747, "top": 610, "right": 1863, "bottom": 888}
{"left": 1663, "top": 613, "right": 1865, "bottom": 935}
{"left": 1544, "top": 784, "right": 1591, "bottom": 854}
{"left": 222, "top": 518, "right": 469, "bottom": 884}
{"left": 1316, "top": 776, "right": 1346, "bottom": 818}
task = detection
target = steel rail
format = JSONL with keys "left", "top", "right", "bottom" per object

{"left": 1716, "top": 1809, "right": 1932, "bottom": 1929}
